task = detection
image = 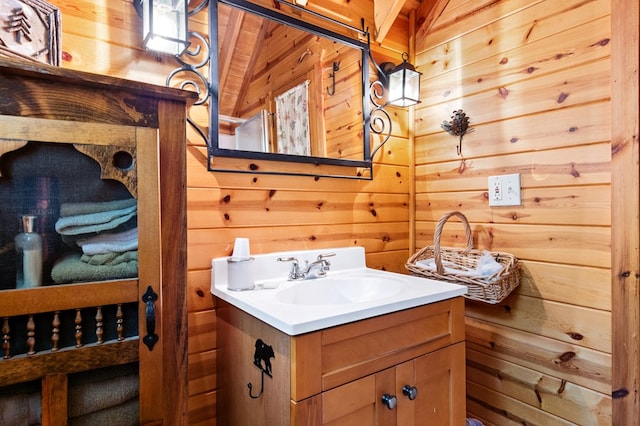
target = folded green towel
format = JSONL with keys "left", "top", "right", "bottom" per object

{"left": 51, "top": 253, "right": 138, "bottom": 284}
{"left": 60, "top": 198, "right": 136, "bottom": 217}
{"left": 81, "top": 250, "right": 138, "bottom": 266}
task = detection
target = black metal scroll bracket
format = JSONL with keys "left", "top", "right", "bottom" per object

{"left": 247, "top": 338, "right": 274, "bottom": 399}
{"left": 141, "top": 286, "right": 159, "bottom": 351}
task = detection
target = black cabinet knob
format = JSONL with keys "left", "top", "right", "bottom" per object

{"left": 381, "top": 393, "right": 397, "bottom": 410}
{"left": 402, "top": 384, "right": 418, "bottom": 400}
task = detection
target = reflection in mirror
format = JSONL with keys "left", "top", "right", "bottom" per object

{"left": 211, "top": 0, "right": 372, "bottom": 177}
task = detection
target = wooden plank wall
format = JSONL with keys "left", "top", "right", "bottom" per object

{"left": 611, "top": 0, "right": 640, "bottom": 423}
{"left": 44, "top": 1, "right": 410, "bottom": 424}
{"left": 186, "top": 23, "right": 411, "bottom": 426}
{"left": 413, "top": 0, "right": 612, "bottom": 424}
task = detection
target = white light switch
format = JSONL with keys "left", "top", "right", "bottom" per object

{"left": 488, "top": 174, "right": 521, "bottom": 206}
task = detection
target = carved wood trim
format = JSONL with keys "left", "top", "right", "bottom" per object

{"left": 0, "top": 0, "right": 61, "bottom": 66}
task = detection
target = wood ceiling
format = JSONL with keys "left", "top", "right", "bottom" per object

{"left": 374, "top": 0, "right": 422, "bottom": 41}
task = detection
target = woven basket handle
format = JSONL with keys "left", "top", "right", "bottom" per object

{"left": 434, "top": 211, "right": 474, "bottom": 274}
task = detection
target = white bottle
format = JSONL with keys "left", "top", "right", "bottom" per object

{"left": 15, "top": 215, "right": 43, "bottom": 289}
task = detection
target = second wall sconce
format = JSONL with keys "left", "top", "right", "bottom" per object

{"left": 378, "top": 52, "right": 422, "bottom": 107}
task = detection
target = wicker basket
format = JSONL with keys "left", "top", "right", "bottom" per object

{"left": 406, "top": 211, "right": 520, "bottom": 304}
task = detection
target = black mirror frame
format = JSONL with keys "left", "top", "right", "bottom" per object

{"left": 209, "top": 0, "right": 372, "bottom": 178}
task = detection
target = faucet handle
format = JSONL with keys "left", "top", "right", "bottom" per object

{"left": 277, "top": 257, "right": 302, "bottom": 280}
{"left": 317, "top": 252, "right": 336, "bottom": 261}
{"left": 317, "top": 252, "right": 335, "bottom": 272}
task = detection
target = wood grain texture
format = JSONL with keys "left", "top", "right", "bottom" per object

{"left": 218, "top": 298, "right": 465, "bottom": 424}
{"left": 0, "top": 339, "right": 139, "bottom": 386}
{"left": 610, "top": 0, "right": 640, "bottom": 422}
{"left": 467, "top": 348, "right": 611, "bottom": 425}
{"left": 187, "top": 222, "right": 410, "bottom": 271}
{"left": 41, "top": 374, "right": 68, "bottom": 426}
{"left": 216, "top": 301, "right": 292, "bottom": 426}
{"left": 156, "top": 99, "right": 190, "bottom": 424}
{"left": 414, "top": 0, "right": 613, "bottom": 422}
{"left": 465, "top": 317, "right": 610, "bottom": 395}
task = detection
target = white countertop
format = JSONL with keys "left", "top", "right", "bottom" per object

{"left": 210, "top": 246, "right": 467, "bottom": 335}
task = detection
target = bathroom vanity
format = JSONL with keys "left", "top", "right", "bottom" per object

{"left": 212, "top": 247, "right": 467, "bottom": 425}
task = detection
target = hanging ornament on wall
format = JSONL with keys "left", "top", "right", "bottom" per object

{"left": 441, "top": 109, "right": 474, "bottom": 156}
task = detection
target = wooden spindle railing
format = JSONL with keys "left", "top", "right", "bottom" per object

{"left": 0, "top": 302, "right": 136, "bottom": 360}
{"left": 96, "top": 306, "right": 103, "bottom": 344}
{"left": 116, "top": 304, "right": 124, "bottom": 341}
{"left": 26, "top": 315, "right": 35, "bottom": 355}
{"left": 74, "top": 309, "right": 83, "bottom": 348}
{"left": 51, "top": 311, "right": 60, "bottom": 351}
{"left": 2, "top": 317, "right": 9, "bottom": 359}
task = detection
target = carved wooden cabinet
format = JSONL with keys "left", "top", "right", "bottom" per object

{"left": 217, "top": 296, "right": 466, "bottom": 425}
{"left": 0, "top": 58, "right": 193, "bottom": 425}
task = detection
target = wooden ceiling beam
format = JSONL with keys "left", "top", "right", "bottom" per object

{"left": 374, "top": 0, "right": 445, "bottom": 44}
{"left": 373, "top": 0, "right": 405, "bottom": 42}
{"left": 415, "top": 0, "right": 449, "bottom": 42}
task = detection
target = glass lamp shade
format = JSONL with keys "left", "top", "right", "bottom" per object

{"left": 142, "top": 0, "right": 189, "bottom": 55}
{"left": 386, "top": 61, "right": 421, "bottom": 107}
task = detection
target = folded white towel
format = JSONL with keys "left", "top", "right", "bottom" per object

{"left": 77, "top": 228, "right": 138, "bottom": 255}
{"left": 416, "top": 254, "right": 504, "bottom": 279}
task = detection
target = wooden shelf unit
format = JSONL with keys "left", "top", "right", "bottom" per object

{"left": 0, "top": 57, "right": 194, "bottom": 425}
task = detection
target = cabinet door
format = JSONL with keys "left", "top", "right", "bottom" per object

{"left": 0, "top": 115, "right": 187, "bottom": 425}
{"left": 316, "top": 365, "right": 401, "bottom": 426}
{"left": 396, "top": 342, "right": 466, "bottom": 425}
{"left": 133, "top": 100, "right": 189, "bottom": 424}
{"left": 320, "top": 374, "right": 379, "bottom": 425}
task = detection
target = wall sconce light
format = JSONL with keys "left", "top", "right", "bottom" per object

{"left": 379, "top": 52, "right": 421, "bottom": 107}
{"left": 368, "top": 50, "right": 422, "bottom": 160}
{"left": 134, "top": 0, "right": 189, "bottom": 55}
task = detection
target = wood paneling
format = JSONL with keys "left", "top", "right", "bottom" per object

{"left": 45, "top": 0, "right": 625, "bottom": 423}
{"left": 610, "top": 0, "right": 640, "bottom": 422}
{"left": 465, "top": 317, "right": 611, "bottom": 395}
{"left": 49, "top": 1, "right": 407, "bottom": 424}
{"left": 414, "top": 1, "right": 612, "bottom": 423}
{"left": 467, "top": 348, "right": 611, "bottom": 425}
{"left": 183, "top": 2, "right": 409, "bottom": 424}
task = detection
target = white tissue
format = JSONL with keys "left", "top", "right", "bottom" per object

{"left": 232, "top": 238, "right": 251, "bottom": 260}
{"left": 475, "top": 250, "right": 504, "bottom": 277}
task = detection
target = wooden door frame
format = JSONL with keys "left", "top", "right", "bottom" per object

{"left": 611, "top": 0, "right": 640, "bottom": 423}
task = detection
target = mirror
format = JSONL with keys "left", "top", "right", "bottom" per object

{"left": 210, "top": 0, "right": 372, "bottom": 178}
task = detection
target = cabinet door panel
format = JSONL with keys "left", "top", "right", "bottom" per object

{"left": 322, "top": 374, "right": 376, "bottom": 425}
{"left": 136, "top": 128, "right": 163, "bottom": 423}
{"left": 376, "top": 366, "right": 398, "bottom": 426}
{"left": 411, "top": 342, "right": 466, "bottom": 425}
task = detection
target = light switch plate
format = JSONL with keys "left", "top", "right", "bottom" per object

{"left": 488, "top": 174, "right": 521, "bottom": 206}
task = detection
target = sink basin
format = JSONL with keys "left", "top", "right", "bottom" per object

{"left": 211, "top": 246, "right": 467, "bottom": 335}
{"left": 275, "top": 275, "right": 407, "bottom": 305}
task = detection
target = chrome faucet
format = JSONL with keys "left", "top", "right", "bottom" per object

{"left": 278, "top": 252, "right": 335, "bottom": 280}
